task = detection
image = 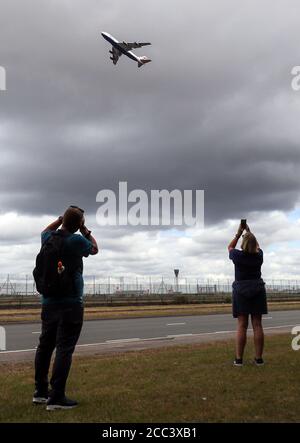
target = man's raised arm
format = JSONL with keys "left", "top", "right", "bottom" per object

{"left": 42, "top": 216, "right": 63, "bottom": 233}
{"left": 80, "top": 225, "right": 99, "bottom": 255}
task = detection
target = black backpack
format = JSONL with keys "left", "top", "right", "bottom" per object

{"left": 33, "top": 230, "right": 78, "bottom": 298}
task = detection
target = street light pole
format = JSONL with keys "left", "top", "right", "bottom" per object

{"left": 174, "top": 269, "right": 179, "bottom": 293}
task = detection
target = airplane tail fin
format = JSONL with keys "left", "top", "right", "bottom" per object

{"left": 138, "top": 56, "right": 151, "bottom": 68}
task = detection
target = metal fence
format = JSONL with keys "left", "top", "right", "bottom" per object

{"left": 1, "top": 274, "right": 300, "bottom": 297}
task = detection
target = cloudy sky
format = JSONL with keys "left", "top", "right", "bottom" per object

{"left": 0, "top": 0, "right": 300, "bottom": 282}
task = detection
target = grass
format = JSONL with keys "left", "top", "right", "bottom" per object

{"left": 0, "top": 301, "right": 300, "bottom": 324}
{"left": 0, "top": 334, "right": 299, "bottom": 422}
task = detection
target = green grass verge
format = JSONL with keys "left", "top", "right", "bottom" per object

{"left": 0, "top": 301, "right": 300, "bottom": 324}
{"left": 0, "top": 334, "right": 299, "bottom": 422}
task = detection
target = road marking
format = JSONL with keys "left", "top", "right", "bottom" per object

{"left": 264, "top": 324, "right": 295, "bottom": 330}
{"left": 167, "top": 333, "right": 193, "bottom": 338}
{"left": 75, "top": 337, "right": 172, "bottom": 348}
{"left": 166, "top": 323, "right": 186, "bottom": 326}
{"left": 32, "top": 332, "right": 40, "bottom": 334}
{"left": 105, "top": 338, "right": 141, "bottom": 344}
{"left": 73, "top": 341, "right": 111, "bottom": 348}
{"left": 189, "top": 330, "right": 236, "bottom": 337}
{"left": 195, "top": 324, "right": 295, "bottom": 336}
{"left": 265, "top": 317, "right": 273, "bottom": 320}
{"left": 0, "top": 347, "right": 36, "bottom": 354}
{"left": 0, "top": 324, "right": 296, "bottom": 355}
{"left": 139, "top": 336, "right": 173, "bottom": 341}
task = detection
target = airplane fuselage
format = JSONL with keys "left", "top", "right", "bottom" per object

{"left": 101, "top": 32, "right": 140, "bottom": 63}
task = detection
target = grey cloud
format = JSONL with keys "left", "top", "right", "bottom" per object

{"left": 0, "top": 0, "right": 300, "bottom": 228}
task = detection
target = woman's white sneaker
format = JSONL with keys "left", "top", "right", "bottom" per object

{"left": 233, "top": 358, "right": 243, "bottom": 367}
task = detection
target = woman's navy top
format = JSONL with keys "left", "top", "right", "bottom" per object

{"left": 229, "top": 248, "right": 263, "bottom": 281}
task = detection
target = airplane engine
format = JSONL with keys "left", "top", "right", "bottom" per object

{"left": 110, "top": 56, "right": 114, "bottom": 60}
{"left": 109, "top": 50, "right": 113, "bottom": 54}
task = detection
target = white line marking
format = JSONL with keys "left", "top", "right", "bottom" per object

{"left": 167, "top": 334, "right": 193, "bottom": 338}
{"left": 0, "top": 324, "right": 296, "bottom": 355}
{"left": 75, "top": 337, "right": 172, "bottom": 348}
{"left": 73, "top": 341, "right": 111, "bottom": 348}
{"left": 32, "top": 332, "right": 40, "bottom": 334}
{"left": 105, "top": 338, "right": 141, "bottom": 344}
{"left": 166, "top": 323, "right": 186, "bottom": 326}
{"left": 265, "top": 317, "right": 273, "bottom": 320}
{"left": 191, "top": 331, "right": 236, "bottom": 337}
{"left": 139, "top": 336, "right": 173, "bottom": 341}
{"left": 264, "top": 324, "right": 295, "bottom": 330}
{"left": 0, "top": 347, "right": 36, "bottom": 354}
{"left": 194, "top": 324, "right": 295, "bottom": 336}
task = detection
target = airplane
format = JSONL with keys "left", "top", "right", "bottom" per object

{"left": 101, "top": 32, "right": 151, "bottom": 68}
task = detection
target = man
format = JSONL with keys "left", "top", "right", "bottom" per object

{"left": 33, "top": 206, "right": 98, "bottom": 410}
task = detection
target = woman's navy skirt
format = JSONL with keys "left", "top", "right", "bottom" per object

{"left": 232, "top": 278, "right": 268, "bottom": 318}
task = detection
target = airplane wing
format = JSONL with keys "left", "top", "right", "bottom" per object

{"left": 119, "top": 41, "right": 151, "bottom": 51}
{"left": 110, "top": 46, "right": 122, "bottom": 65}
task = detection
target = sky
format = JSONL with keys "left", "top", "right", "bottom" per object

{"left": 0, "top": 0, "right": 300, "bottom": 282}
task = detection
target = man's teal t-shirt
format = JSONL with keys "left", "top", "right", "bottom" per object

{"left": 40, "top": 230, "right": 93, "bottom": 305}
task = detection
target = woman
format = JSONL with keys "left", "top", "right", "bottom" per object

{"left": 228, "top": 223, "right": 267, "bottom": 367}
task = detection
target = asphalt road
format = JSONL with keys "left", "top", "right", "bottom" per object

{"left": 0, "top": 309, "right": 299, "bottom": 362}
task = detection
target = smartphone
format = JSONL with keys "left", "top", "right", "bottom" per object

{"left": 241, "top": 219, "right": 247, "bottom": 229}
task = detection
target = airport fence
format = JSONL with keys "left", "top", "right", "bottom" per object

{"left": 0, "top": 274, "right": 300, "bottom": 298}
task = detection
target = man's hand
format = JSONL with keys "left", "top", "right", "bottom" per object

{"left": 80, "top": 224, "right": 90, "bottom": 237}
{"left": 42, "top": 216, "right": 63, "bottom": 233}
{"left": 80, "top": 224, "right": 99, "bottom": 255}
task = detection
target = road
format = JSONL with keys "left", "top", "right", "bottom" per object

{"left": 0, "top": 310, "right": 299, "bottom": 362}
